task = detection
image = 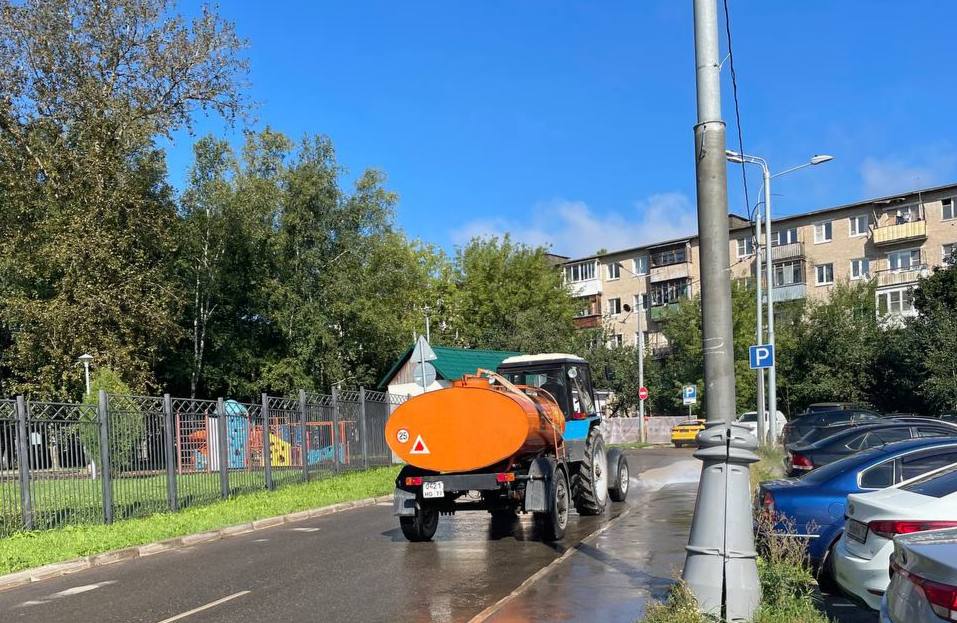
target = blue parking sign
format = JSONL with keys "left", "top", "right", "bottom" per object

{"left": 682, "top": 385, "right": 697, "bottom": 405}
{"left": 749, "top": 344, "right": 774, "bottom": 369}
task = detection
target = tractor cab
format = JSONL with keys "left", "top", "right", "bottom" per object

{"left": 496, "top": 354, "right": 597, "bottom": 422}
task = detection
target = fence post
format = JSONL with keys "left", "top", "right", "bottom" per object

{"left": 163, "top": 394, "right": 178, "bottom": 512}
{"left": 261, "top": 393, "right": 274, "bottom": 491}
{"left": 359, "top": 387, "right": 369, "bottom": 470}
{"left": 217, "top": 398, "right": 229, "bottom": 499}
{"left": 331, "top": 387, "right": 341, "bottom": 474}
{"left": 298, "top": 389, "right": 310, "bottom": 481}
{"left": 14, "top": 396, "right": 33, "bottom": 531}
{"left": 97, "top": 390, "right": 114, "bottom": 524}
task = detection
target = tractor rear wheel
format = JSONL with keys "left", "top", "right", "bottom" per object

{"left": 400, "top": 506, "right": 439, "bottom": 542}
{"left": 574, "top": 428, "right": 609, "bottom": 515}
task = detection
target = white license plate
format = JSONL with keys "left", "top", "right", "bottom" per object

{"left": 846, "top": 519, "right": 868, "bottom": 543}
{"left": 423, "top": 481, "right": 444, "bottom": 499}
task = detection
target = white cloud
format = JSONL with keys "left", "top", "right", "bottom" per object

{"left": 452, "top": 192, "right": 698, "bottom": 258}
{"left": 860, "top": 147, "right": 957, "bottom": 197}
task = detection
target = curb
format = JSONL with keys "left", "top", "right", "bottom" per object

{"left": 0, "top": 493, "right": 393, "bottom": 592}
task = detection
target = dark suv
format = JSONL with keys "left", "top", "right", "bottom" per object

{"left": 782, "top": 408, "right": 881, "bottom": 446}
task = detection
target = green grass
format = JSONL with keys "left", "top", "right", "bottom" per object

{"left": 751, "top": 445, "right": 786, "bottom": 490}
{"left": 0, "top": 466, "right": 399, "bottom": 575}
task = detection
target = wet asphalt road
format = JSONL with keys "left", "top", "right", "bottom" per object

{"left": 0, "top": 447, "right": 696, "bottom": 623}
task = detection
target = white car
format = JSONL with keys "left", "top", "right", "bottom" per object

{"left": 736, "top": 410, "right": 787, "bottom": 441}
{"left": 834, "top": 462, "right": 957, "bottom": 610}
{"left": 881, "top": 526, "right": 957, "bottom": 622}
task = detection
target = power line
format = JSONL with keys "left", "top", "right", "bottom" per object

{"left": 722, "top": 0, "right": 755, "bottom": 244}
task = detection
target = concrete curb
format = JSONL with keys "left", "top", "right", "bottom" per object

{"left": 0, "top": 493, "right": 394, "bottom": 593}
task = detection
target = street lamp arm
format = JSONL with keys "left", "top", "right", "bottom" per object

{"left": 770, "top": 162, "right": 813, "bottom": 179}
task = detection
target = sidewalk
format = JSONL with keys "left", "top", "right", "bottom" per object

{"left": 485, "top": 448, "right": 700, "bottom": 623}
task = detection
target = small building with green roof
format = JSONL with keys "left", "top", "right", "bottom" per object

{"left": 379, "top": 342, "right": 521, "bottom": 396}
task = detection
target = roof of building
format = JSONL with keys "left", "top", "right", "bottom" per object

{"left": 499, "top": 353, "right": 586, "bottom": 365}
{"left": 561, "top": 182, "right": 957, "bottom": 263}
{"left": 378, "top": 344, "right": 521, "bottom": 389}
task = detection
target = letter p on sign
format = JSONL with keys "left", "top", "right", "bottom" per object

{"left": 749, "top": 344, "right": 775, "bottom": 369}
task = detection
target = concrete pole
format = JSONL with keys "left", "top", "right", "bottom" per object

{"left": 754, "top": 207, "right": 766, "bottom": 446}
{"left": 683, "top": 1, "right": 760, "bottom": 619}
{"left": 763, "top": 165, "right": 778, "bottom": 444}
{"left": 638, "top": 330, "right": 645, "bottom": 443}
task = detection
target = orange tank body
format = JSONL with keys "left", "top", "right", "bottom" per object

{"left": 385, "top": 375, "right": 566, "bottom": 473}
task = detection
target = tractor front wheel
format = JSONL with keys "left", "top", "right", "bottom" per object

{"left": 400, "top": 506, "right": 439, "bottom": 542}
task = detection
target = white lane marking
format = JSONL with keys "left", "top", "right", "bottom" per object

{"left": 252, "top": 538, "right": 269, "bottom": 542}
{"left": 155, "top": 591, "right": 250, "bottom": 623}
{"left": 290, "top": 527, "right": 320, "bottom": 533}
{"left": 17, "top": 580, "right": 117, "bottom": 607}
{"left": 53, "top": 581, "right": 117, "bottom": 597}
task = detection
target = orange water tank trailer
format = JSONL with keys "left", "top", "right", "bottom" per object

{"left": 385, "top": 372, "right": 565, "bottom": 473}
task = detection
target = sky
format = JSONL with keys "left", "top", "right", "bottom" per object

{"left": 166, "top": 1, "right": 957, "bottom": 259}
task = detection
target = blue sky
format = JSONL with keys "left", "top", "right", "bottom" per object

{"left": 167, "top": 1, "right": 957, "bottom": 258}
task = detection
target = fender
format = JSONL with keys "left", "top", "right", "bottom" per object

{"left": 525, "top": 456, "right": 561, "bottom": 513}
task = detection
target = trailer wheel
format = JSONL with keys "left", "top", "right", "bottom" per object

{"left": 400, "top": 506, "right": 439, "bottom": 542}
{"left": 574, "top": 428, "right": 608, "bottom": 516}
{"left": 539, "top": 467, "right": 569, "bottom": 542}
{"left": 608, "top": 453, "right": 629, "bottom": 502}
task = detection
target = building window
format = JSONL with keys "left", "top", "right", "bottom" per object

{"left": 771, "top": 227, "right": 799, "bottom": 247}
{"left": 850, "top": 258, "right": 870, "bottom": 280}
{"left": 650, "top": 245, "right": 687, "bottom": 268}
{"left": 608, "top": 334, "right": 623, "bottom": 348}
{"left": 877, "top": 287, "right": 916, "bottom": 316}
{"left": 944, "top": 243, "right": 956, "bottom": 265}
{"left": 814, "top": 221, "right": 832, "bottom": 243}
{"left": 564, "top": 261, "right": 596, "bottom": 283}
{"left": 815, "top": 263, "right": 834, "bottom": 286}
{"left": 607, "top": 297, "right": 622, "bottom": 315}
{"left": 890, "top": 205, "right": 921, "bottom": 224}
{"left": 736, "top": 237, "right": 754, "bottom": 258}
{"left": 633, "top": 255, "right": 649, "bottom": 275}
{"left": 887, "top": 249, "right": 921, "bottom": 272}
{"left": 634, "top": 293, "right": 648, "bottom": 311}
{"left": 773, "top": 260, "right": 803, "bottom": 287}
{"left": 849, "top": 214, "right": 870, "bottom": 237}
{"left": 607, "top": 262, "right": 621, "bottom": 280}
{"left": 649, "top": 278, "right": 690, "bottom": 306}
{"left": 944, "top": 198, "right": 956, "bottom": 221}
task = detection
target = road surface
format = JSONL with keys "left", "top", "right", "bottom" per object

{"left": 0, "top": 447, "right": 696, "bottom": 623}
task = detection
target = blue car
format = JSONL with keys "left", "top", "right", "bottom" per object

{"left": 757, "top": 437, "right": 957, "bottom": 585}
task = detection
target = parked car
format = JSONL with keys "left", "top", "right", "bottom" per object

{"left": 785, "top": 420, "right": 957, "bottom": 477}
{"left": 881, "top": 526, "right": 957, "bottom": 623}
{"left": 757, "top": 438, "right": 957, "bottom": 587}
{"left": 735, "top": 410, "right": 787, "bottom": 441}
{"left": 804, "top": 402, "right": 866, "bottom": 413}
{"left": 834, "top": 462, "right": 957, "bottom": 610}
{"left": 671, "top": 419, "right": 704, "bottom": 448}
{"left": 782, "top": 408, "right": 882, "bottom": 446}
{"left": 789, "top": 416, "right": 943, "bottom": 450}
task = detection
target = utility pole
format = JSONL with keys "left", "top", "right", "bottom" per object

{"left": 763, "top": 170, "right": 777, "bottom": 444}
{"left": 683, "top": 1, "right": 760, "bottom": 620}
{"left": 638, "top": 330, "right": 645, "bottom": 443}
{"left": 754, "top": 210, "right": 767, "bottom": 446}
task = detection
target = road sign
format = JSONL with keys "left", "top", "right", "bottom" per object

{"left": 748, "top": 344, "right": 775, "bottom": 369}
{"left": 411, "top": 335, "right": 437, "bottom": 363}
{"left": 638, "top": 386, "right": 649, "bottom": 401}
{"left": 413, "top": 362, "right": 437, "bottom": 387}
{"left": 682, "top": 385, "right": 697, "bottom": 405}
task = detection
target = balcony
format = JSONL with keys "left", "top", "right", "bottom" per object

{"left": 568, "top": 278, "right": 601, "bottom": 297}
{"left": 648, "top": 303, "right": 680, "bottom": 322}
{"left": 770, "top": 242, "right": 805, "bottom": 262}
{"left": 770, "top": 282, "right": 806, "bottom": 302}
{"left": 874, "top": 264, "right": 928, "bottom": 288}
{"left": 871, "top": 220, "right": 927, "bottom": 246}
{"left": 573, "top": 314, "right": 601, "bottom": 329}
{"left": 649, "top": 262, "right": 690, "bottom": 283}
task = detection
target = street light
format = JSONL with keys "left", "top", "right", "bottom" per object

{"left": 78, "top": 353, "right": 93, "bottom": 397}
{"left": 725, "top": 150, "right": 833, "bottom": 444}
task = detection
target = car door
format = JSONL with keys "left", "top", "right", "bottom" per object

{"left": 897, "top": 448, "right": 957, "bottom": 482}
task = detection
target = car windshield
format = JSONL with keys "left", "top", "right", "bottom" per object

{"left": 900, "top": 463, "right": 957, "bottom": 498}
{"left": 799, "top": 447, "right": 884, "bottom": 483}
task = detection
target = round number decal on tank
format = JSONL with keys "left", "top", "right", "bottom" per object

{"left": 396, "top": 428, "right": 410, "bottom": 444}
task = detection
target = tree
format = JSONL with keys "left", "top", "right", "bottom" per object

{"left": 911, "top": 262, "right": 957, "bottom": 411}
{"left": 439, "top": 236, "right": 580, "bottom": 353}
{"left": 0, "top": 0, "right": 248, "bottom": 397}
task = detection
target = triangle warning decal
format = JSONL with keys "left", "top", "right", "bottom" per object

{"left": 409, "top": 434, "right": 430, "bottom": 455}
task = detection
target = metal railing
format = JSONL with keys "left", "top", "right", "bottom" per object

{"left": 0, "top": 388, "right": 406, "bottom": 536}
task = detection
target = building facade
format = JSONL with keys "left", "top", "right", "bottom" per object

{"left": 562, "top": 184, "right": 957, "bottom": 349}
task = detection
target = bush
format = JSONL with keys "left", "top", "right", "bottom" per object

{"left": 79, "top": 368, "right": 145, "bottom": 471}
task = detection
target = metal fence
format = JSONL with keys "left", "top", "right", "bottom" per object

{"left": 0, "top": 388, "right": 405, "bottom": 536}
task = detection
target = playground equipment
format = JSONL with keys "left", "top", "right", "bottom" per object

{"left": 387, "top": 354, "right": 630, "bottom": 542}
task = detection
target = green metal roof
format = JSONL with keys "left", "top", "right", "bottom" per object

{"left": 378, "top": 344, "right": 521, "bottom": 389}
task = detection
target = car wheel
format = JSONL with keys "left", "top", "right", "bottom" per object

{"left": 817, "top": 538, "right": 840, "bottom": 593}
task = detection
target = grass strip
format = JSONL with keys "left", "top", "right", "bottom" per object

{"left": 750, "top": 445, "right": 786, "bottom": 490}
{"left": 0, "top": 466, "right": 399, "bottom": 575}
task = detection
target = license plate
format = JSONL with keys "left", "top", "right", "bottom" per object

{"left": 422, "top": 481, "right": 444, "bottom": 499}
{"left": 847, "top": 519, "right": 868, "bottom": 543}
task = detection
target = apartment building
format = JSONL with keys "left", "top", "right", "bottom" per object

{"left": 562, "top": 183, "right": 957, "bottom": 350}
